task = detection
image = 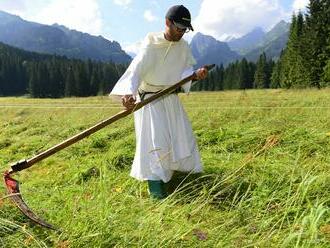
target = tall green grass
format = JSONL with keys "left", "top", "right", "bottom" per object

{"left": 0, "top": 89, "right": 329, "bottom": 247}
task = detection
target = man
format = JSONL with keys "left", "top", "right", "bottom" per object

{"left": 110, "top": 5, "right": 208, "bottom": 199}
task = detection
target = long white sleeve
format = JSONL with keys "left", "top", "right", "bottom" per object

{"left": 180, "top": 41, "right": 196, "bottom": 93}
{"left": 181, "top": 66, "right": 194, "bottom": 93}
{"left": 110, "top": 51, "right": 146, "bottom": 96}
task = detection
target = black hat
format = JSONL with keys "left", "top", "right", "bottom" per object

{"left": 165, "top": 5, "right": 194, "bottom": 31}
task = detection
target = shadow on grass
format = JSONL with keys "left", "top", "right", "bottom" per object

{"left": 165, "top": 170, "right": 254, "bottom": 209}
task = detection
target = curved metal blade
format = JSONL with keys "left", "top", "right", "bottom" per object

{"left": 3, "top": 171, "right": 57, "bottom": 230}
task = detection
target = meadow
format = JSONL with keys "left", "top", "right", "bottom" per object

{"left": 0, "top": 89, "right": 329, "bottom": 247}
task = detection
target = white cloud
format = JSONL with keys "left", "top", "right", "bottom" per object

{"left": 30, "top": 0, "right": 103, "bottom": 35}
{"left": 123, "top": 40, "right": 144, "bottom": 57}
{"left": 292, "top": 0, "right": 309, "bottom": 12}
{"left": 194, "top": 0, "right": 288, "bottom": 40}
{"left": 0, "top": 0, "right": 26, "bottom": 16}
{"left": 113, "top": 0, "right": 132, "bottom": 7}
{"left": 144, "top": 10, "right": 158, "bottom": 22}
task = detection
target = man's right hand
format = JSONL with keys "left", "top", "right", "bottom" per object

{"left": 121, "top": 95, "right": 136, "bottom": 110}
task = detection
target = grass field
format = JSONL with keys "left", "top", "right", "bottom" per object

{"left": 0, "top": 89, "right": 330, "bottom": 247}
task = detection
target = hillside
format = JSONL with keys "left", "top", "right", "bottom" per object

{"left": 245, "top": 21, "right": 290, "bottom": 61}
{"left": 0, "top": 10, "right": 131, "bottom": 63}
{"left": 228, "top": 27, "right": 265, "bottom": 55}
{"left": 190, "top": 32, "right": 240, "bottom": 67}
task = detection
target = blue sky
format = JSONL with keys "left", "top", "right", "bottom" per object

{"left": 0, "top": 0, "right": 309, "bottom": 54}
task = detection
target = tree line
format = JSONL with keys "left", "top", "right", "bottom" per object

{"left": 0, "top": 42, "right": 127, "bottom": 98}
{"left": 192, "top": 54, "right": 275, "bottom": 91}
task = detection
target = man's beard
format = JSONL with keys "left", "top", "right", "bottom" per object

{"left": 172, "top": 33, "right": 184, "bottom": 41}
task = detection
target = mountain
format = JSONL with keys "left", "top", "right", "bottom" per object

{"left": 189, "top": 21, "right": 289, "bottom": 67}
{"left": 190, "top": 32, "right": 240, "bottom": 68}
{"left": 245, "top": 21, "right": 290, "bottom": 61}
{"left": 126, "top": 51, "right": 137, "bottom": 58}
{"left": 223, "top": 35, "right": 237, "bottom": 42}
{"left": 261, "top": 20, "right": 290, "bottom": 46}
{"left": 227, "top": 21, "right": 290, "bottom": 61}
{"left": 228, "top": 27, "right": 266, "bottom": 55}
{"left": 0, "top": 10, "right": 131, "bottom": 64}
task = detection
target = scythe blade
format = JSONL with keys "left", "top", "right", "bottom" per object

{"left": 4, "top": 170, "right": 56, "bottom": 230}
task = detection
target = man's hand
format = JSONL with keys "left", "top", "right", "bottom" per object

{"left": 121, "top": 94, "right": 136, "bottom": 110}
{"left": 194, "top": 67, "right": 208, "bottom": 80}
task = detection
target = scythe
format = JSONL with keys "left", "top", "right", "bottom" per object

{"left": 3, "top": 64, "right": 215, "bottom": 230}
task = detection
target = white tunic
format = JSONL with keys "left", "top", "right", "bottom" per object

{"left": 110, "top": 32, "right": 203, "bottom": 182}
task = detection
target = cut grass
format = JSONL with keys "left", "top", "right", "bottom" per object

{"left": 0, "top": 89, "right": 329, "bottom": 247}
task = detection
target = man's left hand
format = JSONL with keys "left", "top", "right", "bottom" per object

{"left": 195, "top": 67, "right": 208, "bottom": 80}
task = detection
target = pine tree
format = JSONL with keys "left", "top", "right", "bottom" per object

{"left": 304, "top": 0, "right": 330, "bottom": 87}
{"left": 209, "top": 72, "right": 215, "bottom": 91}
{"left": 0, "top": 58, "right": 3, "bottom": 95}
{"left": 74, "top": 62, "right": 89, "bottom": 96}
{"left": 90, "top": 69, "right": 99, "bottom": 95}
{"left": 48, "top": 61, "right": 63, "bottom": 97}
{"left": 214, "top": 64, "right": 224, "bottom": 91}
{"left": 247, "top": 62, "right": 256, "bottom": 89}
{"left": 322, "top": 59, "right": 330, "bottom": 85}
{"left": 278, "top": 12, "right": 311, "bottom": 88}
{"left": 231, "top": 61, "right": 240, "bottom": 89}
{"left": 103, "top": 63, "right": 119, "bottom": 93}
{"left": 266, "top": 60, "right": 275, "bottom": 88}
{"left": 254, "top": 53, "right": 267, "bottom": 88}
{"left": 2, "top": 59, "right": 13, "bottom": 94}
{"left": 28, "top": 64, "right": 39, "bottom": 97}
{"left": 291, "top": 11, "right": 310, "bottom": 87}
{"left": 271, "top": 60, "right": 281, "bottom": 88}
{"left": 85, "top": 59, "right": 93, "bottom": 84}
{"left": 203, "top": 75, "right": 210, "bottom": 91}
{"left": 239, "top": 58, "right": 249, "bottom": 89}
{"left": 224, "top": 63, "right": 235, "bottom": 89}
{"left": 38, "top": 63, "right": 50, "bottom": 97}
{"left": 65, "top": 66, "right": 76, "bottom": 97}
{"left": 320, "top": 0, "right": 330, "bottom": 85}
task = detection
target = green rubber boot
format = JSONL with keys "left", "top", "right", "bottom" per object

{"left": 147, "top": 180, "right": 167, "bottom": 200}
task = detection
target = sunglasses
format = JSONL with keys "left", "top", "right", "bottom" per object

{"left": 171, "top": 21, "right": 190, "bottom": 33}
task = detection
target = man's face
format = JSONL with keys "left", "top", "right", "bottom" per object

{"left": 165, "top": 19, "right": 186, "bottom": 41}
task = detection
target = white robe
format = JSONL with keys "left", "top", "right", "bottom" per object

{"left": 110, "top": 32, "right": 203, "bottom": 182}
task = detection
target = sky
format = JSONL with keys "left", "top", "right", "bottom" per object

{"left": 0, "top": 0, "right": 309, "bottom": 54}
